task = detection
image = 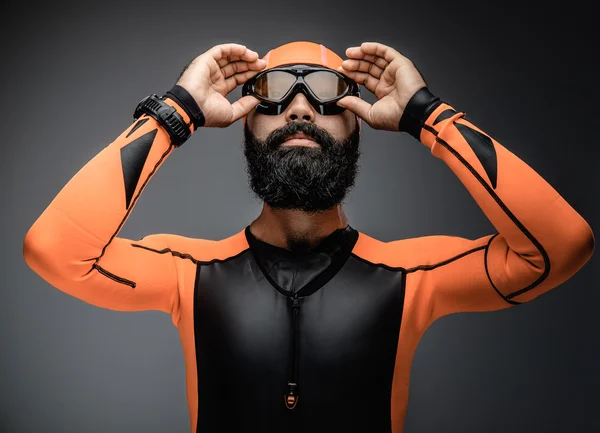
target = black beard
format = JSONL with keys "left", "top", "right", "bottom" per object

{"left": 243, "top": 120, "right": 361, "bottom": 213}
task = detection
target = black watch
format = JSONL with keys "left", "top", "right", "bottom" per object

{"left": 133, "top": 94, "right": 191, "bottom": 147}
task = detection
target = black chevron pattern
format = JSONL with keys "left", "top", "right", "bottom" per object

{"left": 454, "top": 122, "right": 498, "bottom": 189}
{"left": 126, "top": 118, "right": 149, "bottom": 138}
{"left": 120, "top": 128, "right": 157, "bottom": 208}
{"left": 433, "top": 108, "right": 457, "bottom": 125}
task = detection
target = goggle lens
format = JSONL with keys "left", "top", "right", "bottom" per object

{"left": 253, "top": 69, "right": 349, "bottom": 102}
{"left": 254, "top": 71, "right": 297, "bottom": 101}
{"left": 304, "top": 71, "right": 349, "bottom": 100}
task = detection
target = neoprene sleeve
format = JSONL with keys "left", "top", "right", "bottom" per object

{"left": 23, "top": 97, "right": 192, "bottom": 324}
{"left": 403, "top": 100, "right": 595, "bottom": 312}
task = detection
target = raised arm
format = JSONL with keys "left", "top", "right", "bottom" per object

{"left": 403, "top": 94, "right": 593, "bottom": 319}
{"left": 337, "top": 42, "right": 594, "bottom": 320}
{"left": 23, "top": 43, "right": 266, "bottom": 322}
{"left": 22, "top": 91, "right": 193, "bottom": 318}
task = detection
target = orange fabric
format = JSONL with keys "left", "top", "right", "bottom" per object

{"left": 262, "top": 41, "right": 343, "bottom": 70}
{"left": 23, "top": 98, "right": 594, "bottom": 433}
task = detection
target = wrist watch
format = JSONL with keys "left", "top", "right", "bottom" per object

{"left": 133, "top": 94, "right": 191, "bottom": 147}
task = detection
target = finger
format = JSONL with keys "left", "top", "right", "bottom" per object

{"left": 340, "top": 59, "right": 384, "bottom": 78}
{"left": 359, "top": 42, "right": 404, "bottom": 63}
{"left": 230, "top": 95, "right": 261, "bottom": 123}
{"left": 380, "top": 61, "right": 400, "bottom": 81}
{"left": 344, "top": 48, "right": 389, "bottom": 69}
{"left": 336, "top": 96, "right": 373, "bottom": 125}
{"left": 220, "top": 60, "right": 247, "bottom": 78}
{"left": 217, "top": 51, "right": 260, "bottom": 68}
{"left": 221, "top": 59, "right": 266, "bottom": 79}
{"left": 211, "top": 44, "right": 259, "bottom": 66}
{"left": 337, "top": 67, "right": 379, "bottom": 94}
{"left": 224, "top": 69, "right": 263, "bottom": 93}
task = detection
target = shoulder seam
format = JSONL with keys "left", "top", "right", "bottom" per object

{"left": 350, "top": 253, "right": 406, "bottom": 272}
{"left": 130, "top": 242, "right": 249, "bottom": 265}
{"left": 404, "top": 244, "right": 486, "bottom": 273}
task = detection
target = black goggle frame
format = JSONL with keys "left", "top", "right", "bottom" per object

{"left": 242, "top": 63, "right": 360, "bottom": 115}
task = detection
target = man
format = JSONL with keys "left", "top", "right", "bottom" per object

{"left": 23, "top": 41, "right": 594, "bottom": 433}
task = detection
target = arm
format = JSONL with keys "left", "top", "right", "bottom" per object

{"left": 337, "top": 42, "right": 594, "bottom": 319}
{"left": 404, "top": 89, "right": 595, "bottom": 319}
{"left": 22, "top": 89, "right": 197, "bottom": 323}
{"left": 22, "top": 40, "right": 266, "bottom": 322}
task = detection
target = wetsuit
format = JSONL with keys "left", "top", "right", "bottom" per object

{"left": 23, "top": 93, "right": 594, "bottom": 433}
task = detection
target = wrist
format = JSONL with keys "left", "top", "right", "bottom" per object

{"left": 164, "top": 84, "right": 205, "bottom": 130}
{"left": 134, "top": 94, "right": 192, "bottom": 147}
{"left": 398, "top": 87, "right": 443, "bottom": 140}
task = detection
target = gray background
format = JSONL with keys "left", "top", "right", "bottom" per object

{"left": 2, "top": 0, "right": 598, "bottom": 432}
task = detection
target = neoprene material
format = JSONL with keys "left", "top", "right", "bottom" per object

{"left": 399, "top": 86, "right": 442, "bottom": 139}
{"left": 23, "top": 95, "right": 595, "bottom": 432}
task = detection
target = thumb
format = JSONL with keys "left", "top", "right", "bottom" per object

{"left": 230, "top": 95, "right": 259, "bottom": 123}
{"left": 337, "top": 96, "right": 373, "bottom": 125}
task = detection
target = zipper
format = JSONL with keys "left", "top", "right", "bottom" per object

{"left": 93, "top": 264, "right": 136, "bottom": 288}
{"left": 284, "top": 291, "right": 300, "bottom": 409}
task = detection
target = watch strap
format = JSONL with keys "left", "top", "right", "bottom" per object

{"left": 134, "top": 94, "right": 192, "bottom": 147}
{"left": 164, "top": 84, "right": 206, "bottom": 130}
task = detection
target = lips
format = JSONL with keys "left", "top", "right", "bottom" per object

{"left": 284, "top": 132, "right": 312, "bottom": 142}
{"left": 282, "top": 132, "right": 319, "bottom": 147}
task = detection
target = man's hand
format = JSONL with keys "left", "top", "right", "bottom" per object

{"left": 336, "top": 42, "right": 427, "bottom": 131}
{"left": 176, "top": 43, "right": 266, "bottom": 128}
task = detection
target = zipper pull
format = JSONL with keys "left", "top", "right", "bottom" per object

{"left": 284, "top": 291, "right": 301, "bottom": 410}
{"left": 292, "top": 292, "right": 300, "bottom": 312}
{"left": 285, "top": 382, "right": 299, "bottom": 409}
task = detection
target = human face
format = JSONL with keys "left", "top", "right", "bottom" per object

{"left": 244, "top": 92, "right": 361, "bottom": 213}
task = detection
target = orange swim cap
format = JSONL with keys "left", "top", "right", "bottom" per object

{"left": 261, "top": 41, "right": 344, "bottom": 71}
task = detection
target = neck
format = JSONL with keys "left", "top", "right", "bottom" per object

{"left": 249, "top": 203, "right": 349, "bottom": 251}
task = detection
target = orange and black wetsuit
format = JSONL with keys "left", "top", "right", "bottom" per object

{"left": 23, "top": 85, "right": 594, "bottom": 433}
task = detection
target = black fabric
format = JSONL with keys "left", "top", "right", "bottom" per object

{"left": 454, "top": 122, "right": 498, "bottom": 189}
{"left": 125, "top": 117, "right": 149, "bottom": 138}
{"left": 120, "top": 128, "right": 157, "bottom": 209}
{"left": 193, "top": 237, "right": 406, "bottom": 433}
{"left": 164, "top": 84, "right": 205, "bottom": 129}
{"left": 398, "top": 86, "right": 443, "bottom": 140}
{"left": 244, "top": 225, "right": 359, "bottom": 297}
{"left": 433, "top": 108, "right": 457, "bottom": 125}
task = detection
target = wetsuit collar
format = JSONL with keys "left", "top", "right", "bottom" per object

{"left": 244, "top": 224, "right": 359, "bottom": 297}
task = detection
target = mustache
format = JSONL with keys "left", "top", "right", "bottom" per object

{"left": 264, "top": 121, "right": 337, "bottom": 151}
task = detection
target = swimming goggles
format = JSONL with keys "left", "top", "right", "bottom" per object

{"left": 242, "top": 64, "right": 360, "bottom": 115}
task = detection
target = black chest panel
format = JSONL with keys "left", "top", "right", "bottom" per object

{"left": 193, "top": 226, "right": 406, "bottom": 433}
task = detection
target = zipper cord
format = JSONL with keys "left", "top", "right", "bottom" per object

{"left": 285, "top": 292, "right": 300, "bottom": 409}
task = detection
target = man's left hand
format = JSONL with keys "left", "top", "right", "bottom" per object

{"left": 337, "top": 42, "right": 427, "bottom": 131}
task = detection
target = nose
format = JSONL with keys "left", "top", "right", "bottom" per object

{"left": 285, "top": 93, "right": 315, "bottom": 123}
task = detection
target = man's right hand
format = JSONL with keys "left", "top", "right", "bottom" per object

{"left": 176, "top": 43, "right": 266, "bottom": 128}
